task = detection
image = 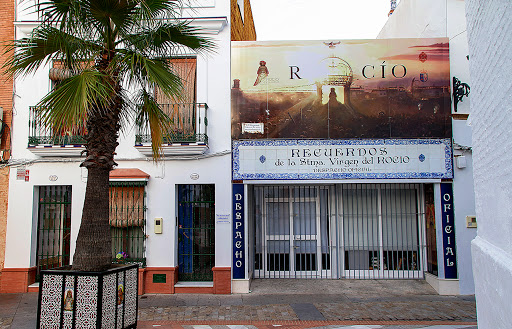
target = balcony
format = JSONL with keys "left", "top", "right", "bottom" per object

{"left": 28, "top": 103, "right": 208, "bottom": 157}
{"left": 135, "top": 103, "right": 209, "bottom": 156}
{"left": 28, "top": 106, "right": 87, "bottom": 157}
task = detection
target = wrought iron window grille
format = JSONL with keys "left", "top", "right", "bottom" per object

{"left": 110, "top": 181, "right": 148, "bottom": 267}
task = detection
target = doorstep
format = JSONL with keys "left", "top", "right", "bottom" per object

{"left": 28, "top": 282, "right": 39, "bottom": 293}
{"left": 174, "top": 281, "right": 214, "bottom": 294}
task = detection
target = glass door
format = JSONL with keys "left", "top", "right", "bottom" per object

{"left": 264, "top": 200, "right": 290, "bottom": 276}
{"left": 291, "top": 190, "right": 321, "bottom": 276}
{"left": 256, "top": 186, "right": 331, "bottom": 278}
{"left": 340, "top": 184, "right": 424, "bottom": 279}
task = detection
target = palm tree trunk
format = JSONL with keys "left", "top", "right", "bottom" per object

{"left": 72, "top": 167, "right": 112, "bottom": 271}
{"left": 72, "top": 99, "right": 121, "bottom": 271}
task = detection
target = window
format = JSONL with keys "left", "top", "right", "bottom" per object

{"left": 36, "top": 186, "right": 72, "bottom": 279}
{"left": 42, "top": 61, "right": 87, "bottom": 140}
{"left": 109, "top": 182, "right": 147, "bottom": 266}
{"left": 155, "top": 57, "right": 197, "bottom": 139}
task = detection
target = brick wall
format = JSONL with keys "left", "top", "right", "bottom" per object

{"left": 231, "top": 0, "right": 257, "bottom": 41}
{"left": 0, "top": 0, "right": 14, "bottom": 285}
{"left": 465, "top": 0, "right": 512, "bottom": 327}
{"left": 212, "top": 267, "right": 231, "bottom": 294}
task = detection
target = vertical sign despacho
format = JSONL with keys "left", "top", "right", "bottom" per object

{"left": 233, "top": 184, "right": 245, "bottom": 279}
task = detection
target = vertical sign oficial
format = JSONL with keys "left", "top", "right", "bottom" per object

{"left": 441, "top": 183, "right": 457, "bottom": 279}
{"left": 233, "top": 184, "right": 245, "bottom": 279}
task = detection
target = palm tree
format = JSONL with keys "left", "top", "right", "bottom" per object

{"left": 4, "top": 0, "right": 213, "bottom": 271}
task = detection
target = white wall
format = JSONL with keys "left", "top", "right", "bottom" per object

{"left": 378, "top": 0, "right": 476, "bottom": 294}
{"left": 465, "top": 0, "right": 512, "bottom": 327}
{"left": 4, "top": 0, "right": 232, "bottom": 271}
{"left": 4, "top": 163, "right": 86, "bottom": 268}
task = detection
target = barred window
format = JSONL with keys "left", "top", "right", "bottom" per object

{"left": 109, "top": 181, "right": 147, "bottom": 266}
{"left": 154, "top": 57, "right": 197, "bottom": 138}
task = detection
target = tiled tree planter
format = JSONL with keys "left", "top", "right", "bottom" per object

{"left": 37, "top": 264, "right": 138, "bottom": 329}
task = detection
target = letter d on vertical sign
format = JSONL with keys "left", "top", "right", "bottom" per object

{"left": 232, "top": 184, "right": 245, "bottom": 279}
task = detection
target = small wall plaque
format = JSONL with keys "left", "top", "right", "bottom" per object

{"left": 466, "top": 216, "right": 477, "bottom": 228}
{"left": 152, "top": 274, "right": 166, "bottom": 283}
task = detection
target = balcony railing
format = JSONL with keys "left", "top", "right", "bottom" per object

{"left": 28, "top": 106, "right": 87, "bottom": 146}
{"left": 135, "top": 103, "right": 208, "bottom": 145}
{"left": 28, "top": 103, "right": 208, "bottom": 156}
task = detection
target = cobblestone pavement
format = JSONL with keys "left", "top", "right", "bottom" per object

{"left": 0, "top": 280, "right": 477, "bottom": 328}
{"left": 137, "top": 298, "right": 477, "bottom": 322}
{"left": 137, "top": 280, "right": 476, "bottom": 323}
{"left": 137, "top": 323, "right": 478, "bottom": 329}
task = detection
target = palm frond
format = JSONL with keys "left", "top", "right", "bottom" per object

{"left": 134, "top": 90, "right": 173, "bottom": 159}
{"left": 36, "top": 70, "right": 116, "bottom": 133}
{"left": 115, "top": 50, "right": 183, "bottom": 99}
{"left": 132, "top": 0, "right": 184, "bottom": 24}
{"left": 122, "top": 21, "right": 215, "bottom": 56}
{"left": 3, "top": 26, "right": 100, "bottom": 78}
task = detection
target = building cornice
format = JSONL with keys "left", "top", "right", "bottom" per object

{"left": 15, "top": 16, "right": 228, "bottom": 35}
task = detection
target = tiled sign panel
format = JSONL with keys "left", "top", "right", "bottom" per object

{"left": 233, "top": 139, "right": 452, "bottom": 180}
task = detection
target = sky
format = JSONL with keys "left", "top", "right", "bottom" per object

{"left": 250, "top": 0, "right": 399, "bottom": 41}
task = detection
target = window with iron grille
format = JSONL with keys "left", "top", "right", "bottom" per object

{"left": 109, "top": 181, "right": 147, "bottom": 266}
{"left": 36, "top": 186, "right": 72, "bottom": 280}
{"left": 154, "top": 58, "right": 200, "bottom": 142}
{"left": 28, "top": 60, "right": 88, "bottom": 146}
{"left": 136, "top": 57, "right": 208, "bottom": 145}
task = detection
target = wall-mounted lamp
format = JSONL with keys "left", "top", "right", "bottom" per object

{"left": 453, "top": 77, "right": 470, "bottom": 112}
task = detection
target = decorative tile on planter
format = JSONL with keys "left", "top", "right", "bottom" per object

{"left": 37, "top": 264, "right": 138, "bottom": 329}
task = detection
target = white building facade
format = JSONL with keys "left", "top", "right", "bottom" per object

{"left": 1, "top": 0, "right": 237, "bottom": 294}
{"left": 0, "top": 0, "right": 478, "bottom": 297}
{"left": 465, "top": 0, "right": 512, "bottom": 327}
{"left": 378, "top": 0, "right": 476, "bottom": 295}
{"left": 230, "top": 0, "right": 476, "bottom": 296}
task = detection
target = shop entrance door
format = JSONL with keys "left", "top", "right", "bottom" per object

{"left": 339, "top": 184, "right": 424, "bottom": 279}
{"left": 255, "top": 186, "right": 332, "bottom": 278}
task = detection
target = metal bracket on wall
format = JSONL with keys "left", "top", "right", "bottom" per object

{"left": 453, "top": 76, "right": 470, "bottom": 112}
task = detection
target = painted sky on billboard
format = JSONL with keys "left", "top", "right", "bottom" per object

{"left": 231, "top": 38, "right": 451, "bottom": 140}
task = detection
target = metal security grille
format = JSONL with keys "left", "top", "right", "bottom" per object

{"left": 252, "top": 185, "right": 333, "bottom": 279}
{"left": 178, "top": 184, "right": 215, "bottom": 281}
{"left": 109, "top": 182, "right": 147, "bottom": 266}
{"left": 36, "top": 186, "right": 72, "bottom": 279}
{"left": 251, "top": 184, "right": 426, "bottom": 279}
{"left": 341, "top": 184, "right": 424, "bottom": 279}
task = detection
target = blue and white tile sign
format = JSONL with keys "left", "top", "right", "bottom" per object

{"left": 232, "top": 139, "right": 452, "bottom": 180}
{"left": 232, "top": 184, "right": 245, "bottom": 279}
{"left": 441, "top": 183, "right": 457, "bottom": 279}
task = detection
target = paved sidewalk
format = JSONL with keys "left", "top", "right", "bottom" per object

{"left": 138, "top": 324, "right": 477, "bottom": 329}
{"left": 0, "top": 280, "right": 477, "bottom": 329}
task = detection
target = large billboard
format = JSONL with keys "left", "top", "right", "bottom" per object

{"left": 231, "top": 39, "right": 453, "bottom": 180}
{"left": 231, "top": 38, "right": 451, "bottom": 140}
